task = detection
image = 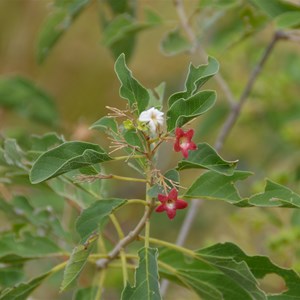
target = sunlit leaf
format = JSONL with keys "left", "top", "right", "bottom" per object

{"left": 37, "top": 0, "right": 91, "bottom": 63}
{"left": 185, "top": 170, "right": 252, "bottom": 203}
{"left": 168, "top": 57, "right": 219, "bottom": 107}
{"left": 30, "top": 141, "right": 112, "bottom": 184}
{"left": 177, "top": 143, "right": 238, "bottom": 175}
{"left": 0, "top": 77, "right": 58, "bottom": 126}
{"left": 114, "top": 53, "right": 149, "bottom": 114}
{"left": 167, "top": 90, "right": 216, "bottom": 132}
{"left": 121, "top": 247, "right": 161, "bottom": 300}
{"left": 76, "top": 199, "right": 126, "bottom": 241}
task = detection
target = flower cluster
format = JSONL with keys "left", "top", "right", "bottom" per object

{"left": 138, "top": 107, "right": 198, "bottom": 219}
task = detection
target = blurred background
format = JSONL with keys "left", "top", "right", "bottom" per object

{"left": 0, "top": 0, "right": 300, "bottom": 299}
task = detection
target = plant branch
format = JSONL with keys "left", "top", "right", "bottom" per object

{"left": 96, "top": 205, "right": 154, "bottom": 270}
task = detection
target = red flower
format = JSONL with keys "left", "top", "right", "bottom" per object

{"left": 155, "top": 188, "right": 188, "bottom": 219}
{"left": 174, "top": 128, "right": 197, "bottom": 158}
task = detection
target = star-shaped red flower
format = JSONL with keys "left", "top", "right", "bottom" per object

{"left": 155, "top": 188, "right": 188, "bottom": 219}
{"left": 174, "top": 128, "right": 197, "bottom": 158}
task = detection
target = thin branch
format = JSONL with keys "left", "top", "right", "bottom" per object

{"left": 96, "top": 205, "right": 154, "bottom": 269}
{"left": 215, "top": 31, "right": 288, "bottom": 151}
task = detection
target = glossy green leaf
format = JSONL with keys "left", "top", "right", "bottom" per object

{"left": 276, "top": 11, "right": 300, "bottom": 28}
{"left": 198, "top": 242, "right": 300, "bottom": 299}
{"left": 76, "top": 199, "right": 126, "bottom": 241}
{"left": 0, "top": 77, "right": 58, "bottom": 126}
{"left": 37, "top": 0, "right": 91, "bottom": 63}
{"left": 89, "top": 116, "right": 118, "bottom": 135}
{"left": 160, "top": 29, "right": 192, "bottom": 56}
{"left": 121, "top": 247, "right": 161, "bottom": 300}
{"left": 185, "top": 170, "right": 252, "bottom": 203}
{"left": 0, "top": 232, "right": 62, "bottom": 261}
{"left": 248, "top": 180, "right": 300, "bottom": 208}
{"left": 167, "top": 90, "right": 216, "bottom": 132}
{"left": 60, "top": 241, "right": 96, "bottom": 292}
{"left": 249, "top": 0, "right": 300, "bottom": 18}
{"left": 30, "top": 141, "right": 112, "bottom": 184}
{"left": 159, "top": 245, "right": 266, "bottom": 300}
{"left": 0, "top": 272, "right": 50, "bottom": 300}
{"left": 177, "top": 143, "right": 238, "bottom": 175}
{"left": 114, "top": 53, "right": 149, "bottom": 114}
{"left": 168, "top": 57, "right": 219, "bottom": 107}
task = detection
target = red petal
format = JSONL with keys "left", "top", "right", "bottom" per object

{"left": 158, "top": 194, "right": 168, "bottom": 203}
{"left": 155, "top": 204, "right": 166, "bottom": 212}
{"left": 182, "top": 148, "right": 189, "bottom": 158}
{"left": 176, "top": 199, "right": 188, "bottom": 209}
{"left": 168, "top": 188, "right": 178, "bottom": 200}
{"left": 166, "top": 207, "right": 176, "bottom": 219}
{"left": 186, "top": 129, "right": 194, "bottom": 140}
{"left": 175, "top": 127, "right": 184, "bottom": 137}
{"left": 189, "top": 142, "right": 197, "bottom": 150}
{"left": 174, "top": 140, "right": 181, "bottom": 152}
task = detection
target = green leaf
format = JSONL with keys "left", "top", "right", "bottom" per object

{"left": 160, "top": 29, "right": 192, "bottom": 56}
{"left": 89, "top": 116, "right": 118, "bottom": 135}
{"left": 168, "top": 57, "right": 219, "bottom": 107}
{"left": 30, "top": 141, "right": 112, "bottom": 184}
{"left": 177, "top": 143, "right": 238, "bottom": 175}
{"left": 249, "top": 0, "right": 300, "bottom": 18}
{"left": 0, "top": 77, "right": 58, "bottom": 126}
{"left": 60, "top": 241, "right": 96, "bottom": 292}
{"left": 0, "top": 232, "right": 62, "bottom": 262}
{"left": 74, "top": 287, "right": 98, "bottom": 300}
{"left": 248, "top": 180, "right": 300, "bottom": 208}
{"left": 148, "top": 82, "right": 165, "bottom": 109}
{"left": 121, "top": 247, "right": 161, "bottom": 300}
{"left": 276, "top": 11, "right": 300, "bottom": 28}
{"left": 185, "top": 170, "right": 252, "bottom": 203}
{"left": 114, "top": 53, "right": 150, "bottom": 114}
{"left": 198, "top": 242, "right": 300, "bottom": 299}
{"left": 37, "top": 0, "right": 91, "bottom": 63}
{"left": 0, "top": 272, "right": 50, "bottom": 300}
{"left": 167, "top": 90, "right": 216, "bottom": 132}
{"left": 102, "top": 14, "right": 149, "bottom": 60}
{"left": 76, "top": 199, "right": 126, "bottom": 241}
{"left": 159, "top": 245, "right": 266, "bottom": 300}
{"left": 3, "top": 139, "right": 27, "bottom": 170}
{"left": 0, "top": 267, "right": 24, "bottom": 287}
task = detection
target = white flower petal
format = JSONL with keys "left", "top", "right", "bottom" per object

{"left": 138, "top": 107, "right": 164, "bottom": 133}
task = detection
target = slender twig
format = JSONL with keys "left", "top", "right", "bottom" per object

{"left": 215, "top": 31, "right": 288, "bottom": 151}
{"left": 96, "top": 205, "right": 154, "bottom": 269}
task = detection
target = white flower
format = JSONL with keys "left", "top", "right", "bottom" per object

{"left": 138, "top": 107, "right": 164, "bottom": 133}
